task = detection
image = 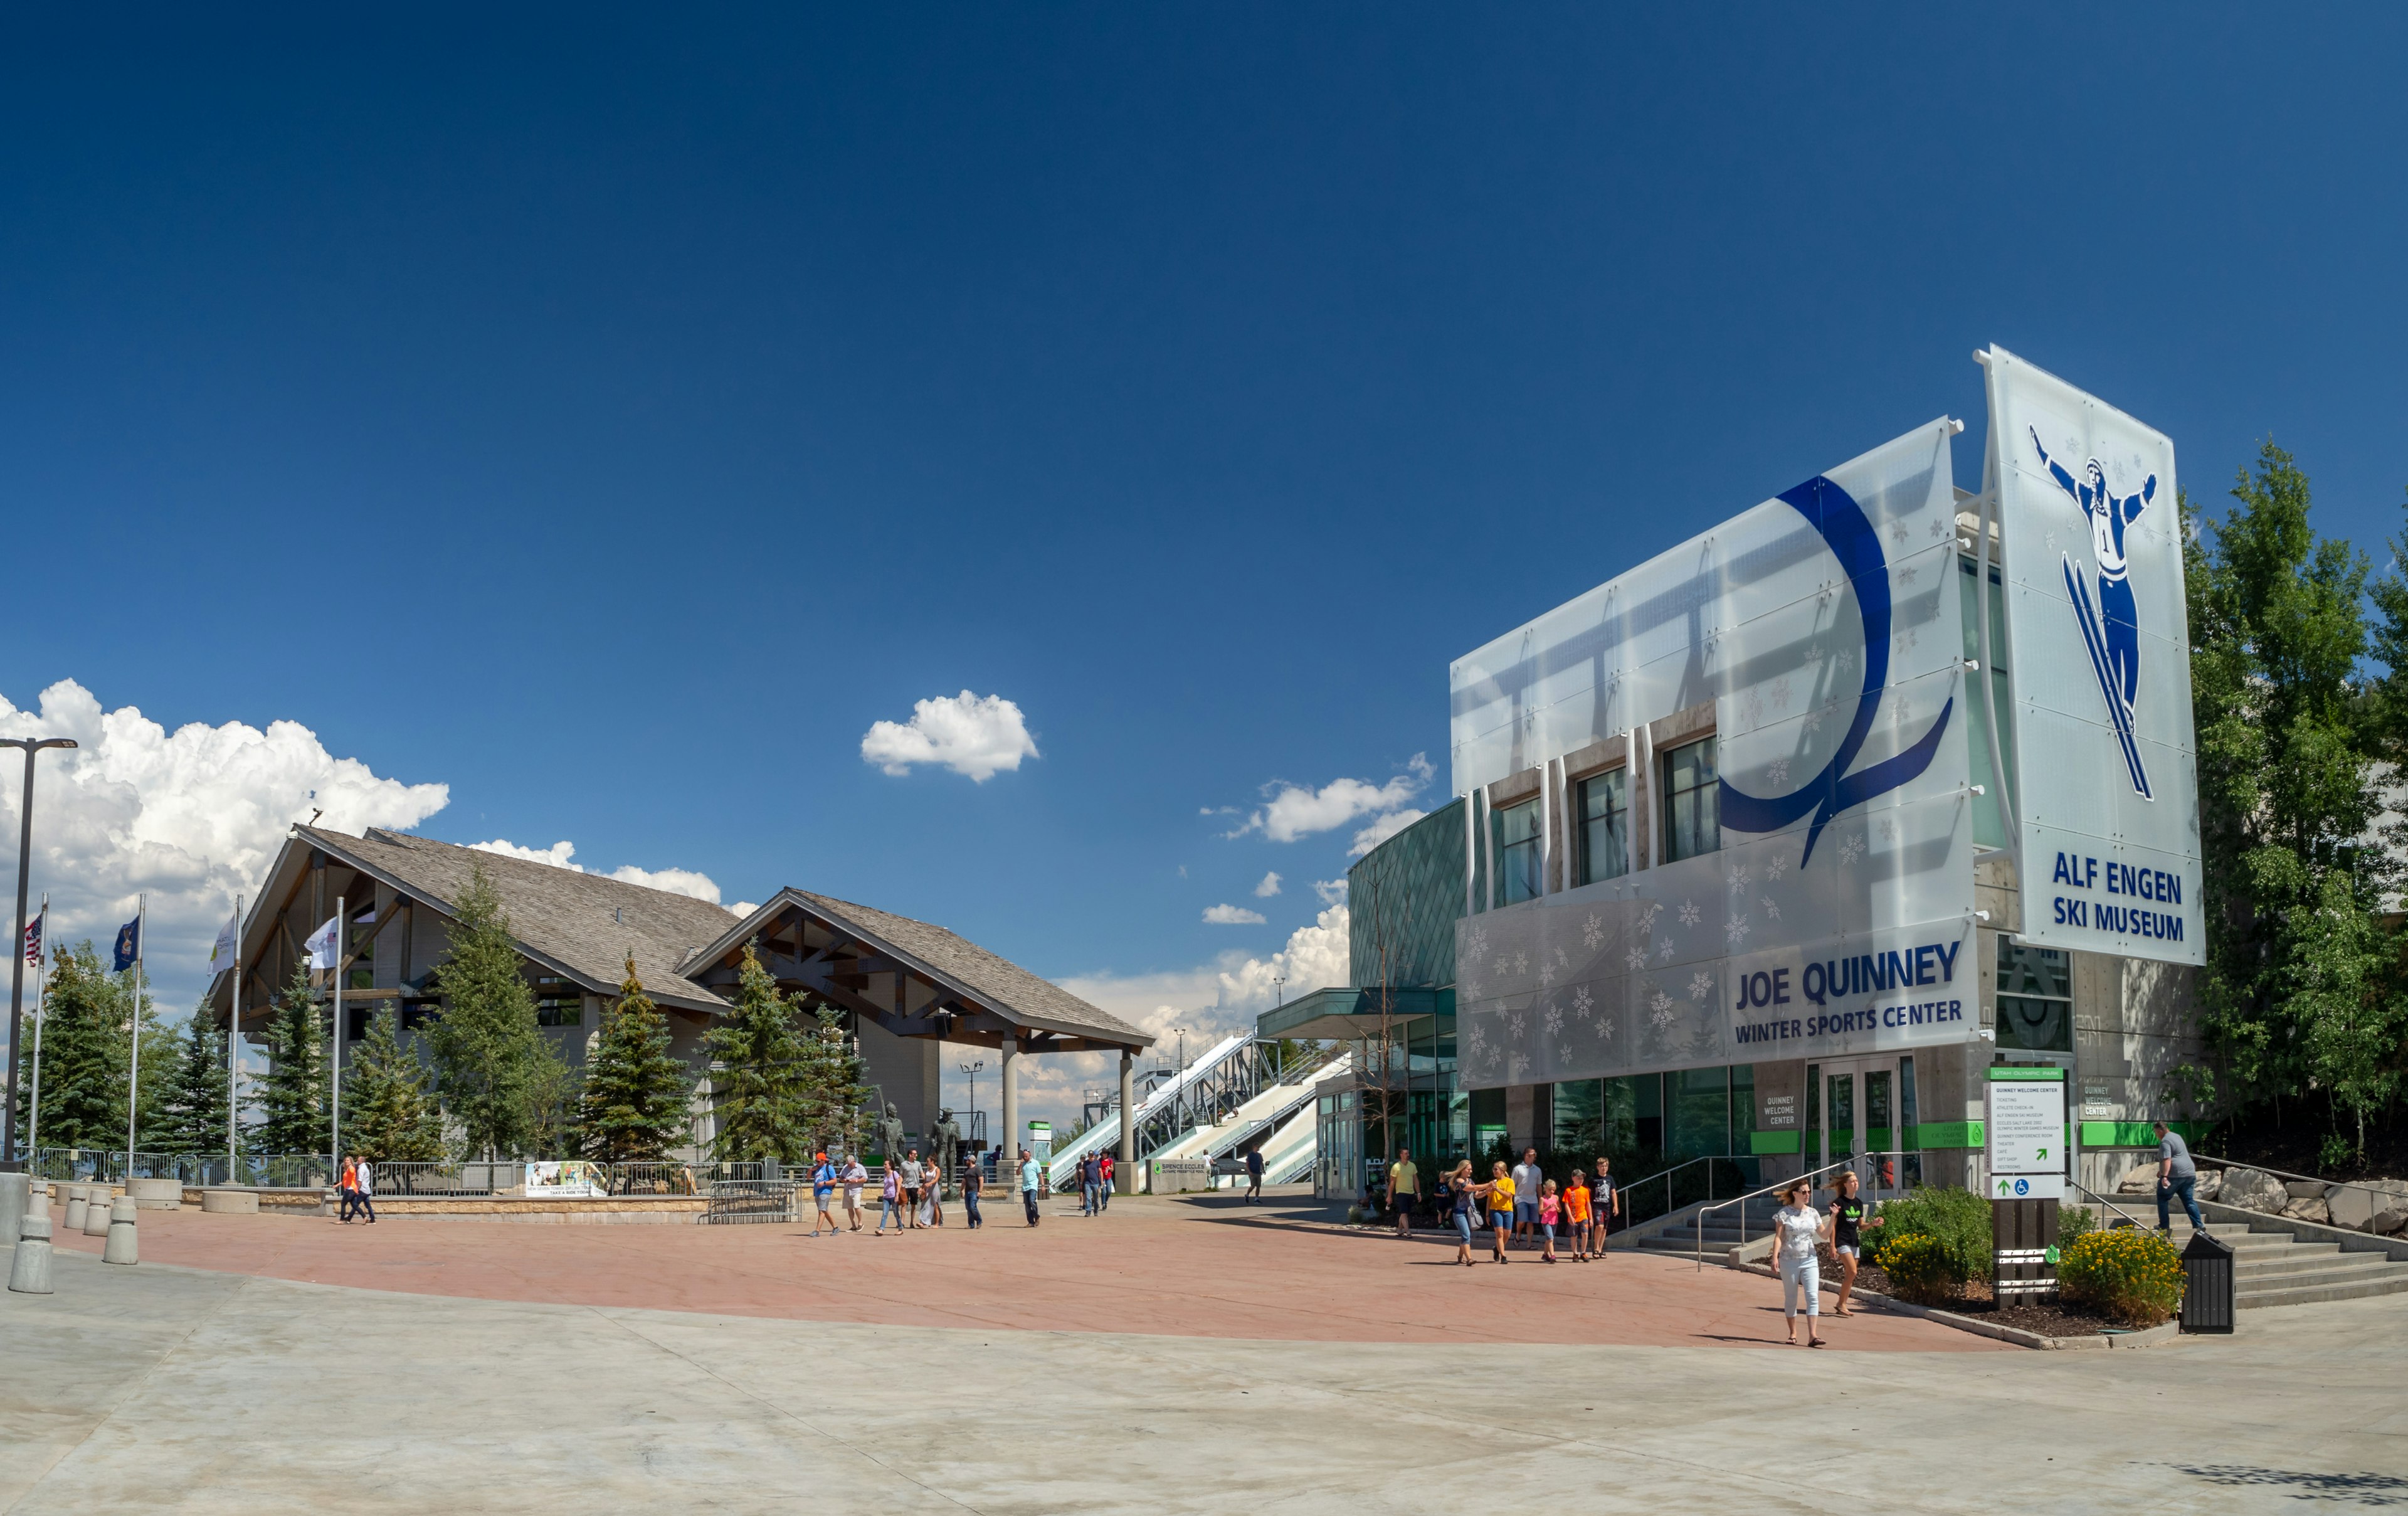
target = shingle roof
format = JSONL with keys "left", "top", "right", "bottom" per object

{"left": 299, "top": 826, "right": 742, "bottom": 1010}
{"left": 692, "top": 888, "right": 1153, "bottom": 1049}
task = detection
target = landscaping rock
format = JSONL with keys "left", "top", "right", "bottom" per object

{"left": 2194, "top": 1169, "right": 2222, "bottom": 1201}
{"left": 2116, "top": 1164, "right": 2157, "bottom": 1195}
{"left": 2284, "top": 1179, "right": 2325, "bottom": 1201}
{"left": 2325, "top": 1180, "right": 2408, "bottom": 1236}
{"left": 2281, "top": 1195, "right": 2331, "bottom": 1225}
{"left": 2219, "top": 1167, "right": 2288, "bottom": 1214}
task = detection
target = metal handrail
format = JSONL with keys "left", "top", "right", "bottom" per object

{"left": 2068, "top": 1179, "right": 2155, "bottom": 1234}
{"left": 2193, "top": 1153, "right": 2398, "bottom": 1205}
{"left": 1692, "top": 1151, "right": 1912, "bottom": 1271}
{"left": 1614, "top": 1155, "right": 1729, "bottom": 1237}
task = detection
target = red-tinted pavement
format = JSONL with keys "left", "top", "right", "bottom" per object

{"left": 46, "top": 1191, "right": 2009, "bottom": 1351}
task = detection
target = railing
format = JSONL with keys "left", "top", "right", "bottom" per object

{"left": 1692, "top": 1151, "right": 1912, "bottom": 1270}
{"left": 2194, "top": 1153, "right": 2399, "bottom": 1209}
{"left": 19, "top": 1150, "right": 800, "bottom": 1199}
{"left": 1615, "top": 1154, "right": 1758, "bottom": 1233}
{"left": 702, "top": 1179, "right": 798, "bottom": 1225}
{"left": 2069, "top": 1179, "right": 2156, "bottom": 1234}
{"left": 23, "top": 1149, "right": 335, "bottom": 1189}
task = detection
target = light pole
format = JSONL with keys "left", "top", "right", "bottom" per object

{"left": 1, "top": 736, "right": 74, "bottom": 1171}
{"left": 959, "top": 1059, "right": 984, "bottom": 1150}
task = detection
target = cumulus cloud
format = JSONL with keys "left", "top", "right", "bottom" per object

{"left": 1348, "top": 808, "right": 1427, "bottom": 857}
{"left": 1225, "top": 754, "right": 1430, "bottom": 844}
{"left": 860, "top": 691, "right": 1039, "bottom": 782}
{"left": 1253, "top": 871, "right": 1282, "bottom": 898}
{"left": 1313, "top": 878, "right": 1349, "bottom": 907}
{"left": 1201, "top": 903, "right": 1266, "bottom": 925}
{"left": 468, "top": 838, "right": 733, "bottom": 908}
{"left": 1003, "top": 905, "right": 1354, "bottom": 1130}
{"left": 0, "top": 679, "right": 449, "bottom": 1023}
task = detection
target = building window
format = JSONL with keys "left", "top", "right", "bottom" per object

{"left": 1576, "top": 769, "right": 1629, "bottom": 885}
{"left": 536, "top": 995, "right": 583, "bottom": 1028}
{"left": 1995, "top": 938, "right": 2073, "bottom": 1052}
{"left": 1661, "top": 736, "right": 1719, "bottom": 862}
{"left": 1492, "top": 797, "right": 1543, "bottom": 904}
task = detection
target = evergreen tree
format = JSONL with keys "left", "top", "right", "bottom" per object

{"left": 120, "top": 965, "right": 177, "bottom": 1152}
{"left": 704, "top": 944, "right": 813, "bottom": 1164}
{"left": 343, "top": 1006, "right": 446, "bottom": 1162}
{"left": 578, "top": 956, "right": 695, "bottom": 1163}
{"left": 15, "top": 941, "right": 117, "bottom": 1150}
{"left": 2187, "top": 443, "right": 2401, "bottom": 1163}
{"left": 155, "top": 1005, "right": 235, "bottom": 1156}
{"left": 425, "top": 862, "right": 557, "bottom": 1158}
{"left": 803, "top": 1000, "right": 871, "bottom": 1157}
{"left": 255, "top": 960, "right": 329, "bottom": 1156}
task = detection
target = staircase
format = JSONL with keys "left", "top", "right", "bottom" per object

{"left": 1632, "top": 1197, "right": 1783, "bottom": 1257}
{"left": 2199, "top": 1222, "right": 2408, "bottom": 1310}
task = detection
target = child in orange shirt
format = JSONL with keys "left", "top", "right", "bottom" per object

{"left": 1563, "top": 1171, "right": 1594, "bottom": 1260}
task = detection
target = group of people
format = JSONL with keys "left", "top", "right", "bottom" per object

{"left": 335, "top": 1154, "right": 376, "bottom": 1224}
{"left": 1385, "top": 1147, "right": 1627, "bottom": 1266}
{"left": 806, "top": 1147, "right": 967, "bottom": 1236}
{"left": 1072, "top": 1150, "right": 1116, "bottom": 1215}
{"left": 1768, "top": 1169, "right": 1883, "bottom": 1346}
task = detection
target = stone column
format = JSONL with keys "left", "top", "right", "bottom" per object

{"left": 1117, "top": 1049, "right": 1135, "bottom": 1194}
{"left": 998, "top": 1036, "right": 1020, "bottom": 1180}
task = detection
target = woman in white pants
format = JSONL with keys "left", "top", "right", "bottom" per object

{"left": 1772, "top": 1178, "right": 1826, "bottom": 1348}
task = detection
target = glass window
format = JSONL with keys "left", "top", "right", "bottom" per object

{"left": 1492, "top": 798, "right": 1543, "bottom": 904}
{"left": 1576, "top": 769, "right": 1630, "bottom": 885}
{"left": 1661, "top": 736, "right": 1719, "bottom": 862}
{"left": 1804, "top": 1064, "right": 1821, "bottom": 1170}
{"left": 1552, "top": 1079, "right": 1603, "bottom": 1154}
{"left": 1728, "top": 1063, "right": 1755, "bottom": 1157}
{"left": 1996, "top": 938, "right": 2073, "bottom": 1052}
{"left": 536, "top": 995, "right": 582, "bottom": 1028}
{"left": 1598, "top": 1076, "right": 1640, "bottom": 1153}
{"left": 1668, "top": 1066, "right": 1729, "bottom": 1159}
{"left": 1899, "top": 1056, "right": 1921, "bottom": 1186}
{"left": 1627, "top": 1072, "right": 1664, "bottom": 1153}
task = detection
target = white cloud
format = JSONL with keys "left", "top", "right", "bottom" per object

{"left": 860, "top": 691, "right": 1038, "bottom": 782}
{"left": 1348, "top": 808, "right": 1427, "bottom": 857}
{"left": 1202, "top": 903, "right": 1266, "bottom": 925}
{"left": 1314, "top": 878, "right": 1349, "bottom": 907}
{"left": 0, "top": 679, "right": 449, "bottom": 1020}
{"left": 1226, "top": 754, "right": 1431, "bottom": 844}
{"left": 468, "top": 837, "right": 731, "bottom": 907}
{"left": 1253, "top": 871, "right": 1282, "bottom": 898}
{"left": 1216, "top": 902, "right": 1351, "bottom": 1010}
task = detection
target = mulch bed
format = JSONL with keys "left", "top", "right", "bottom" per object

{"left": 1830, "top": 1254, "right": 2145, "bottom": 1338}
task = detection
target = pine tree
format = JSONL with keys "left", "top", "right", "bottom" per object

{"left": 803, "top": 1000, "right": 871, "bottom": 1157}
{"left": 578, "top": 956, "right": 695, "bottom": 1163}
{"left": 705, "top": 944, "right": 813, "bottom": 1164}
{"left": 255, "top": 960, "right": 329, "bottom": 1156}
{"left": 155, "top": 1005, "right": 235, "bottom": 1156}
{"left": 120, "top": 964, "right": 177, "bottom": 1153}
{"left": 343, "top": 1006, "right": 446, "bottom": 1162}
{"left": 425, "top": 862, "right": 556, "bottom": 1159}
{"left": 15, "top": 941, "right": 117, "bottom": 1150}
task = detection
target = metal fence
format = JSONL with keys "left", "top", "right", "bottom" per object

{"left": 24, "top": 1149, "right": 335, "bottom": 1189}
{"left": 702, "top": 1179, "right": 798, "bottom": 1224}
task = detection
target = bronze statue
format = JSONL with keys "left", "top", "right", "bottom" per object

{"left": 929, "top": 1108, "right": 961, "bottom": 1197}
{"left": 873, "top": 1102, "right": 906, "bottom": 1169}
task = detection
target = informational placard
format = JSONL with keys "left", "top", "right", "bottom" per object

{"left": 524, "top": 1160, "right": 604, "bottom": 1199}
{"left": 1983, "top": 346, "right": 2204, "bottom": 967}
{"left": 1149, "top": 1158, "right": 1215, "bottom": 1194}
{"left": 1986, "top": 1073, "right": 2066, "bottom": 1201}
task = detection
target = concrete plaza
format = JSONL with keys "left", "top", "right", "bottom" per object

{"left": 3, "top": 1190, "right": 2403, "bottom": 1512}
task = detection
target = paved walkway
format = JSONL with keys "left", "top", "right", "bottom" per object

{"left": 4, "top": 1245, "right": 2404, "bottom": 1513}
{"left": 38, "top": 1187, "right": 2001, "bottom": 1350}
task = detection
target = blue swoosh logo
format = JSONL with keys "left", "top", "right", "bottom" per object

{"left": 1718, "top": 474, "right": 1953, "bottom": 866}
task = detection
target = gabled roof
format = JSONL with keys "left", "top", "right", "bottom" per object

{"left": 687, "top": 888, "right": 1152, "bottom": 1051}
{"left": 239, "top": 826, "right": 744, "bottom": 1013}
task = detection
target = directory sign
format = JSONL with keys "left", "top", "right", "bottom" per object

{"left": 1987, "top": 1072, "right": 2067, "bottom": 1202}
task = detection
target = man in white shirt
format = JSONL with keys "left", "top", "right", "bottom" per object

{"left": 1511, "top": 1148, "right": 1544, "bottom": 1250}
{"left": 842, "top": 1154, "right": 868, "bottom": 1232}
{"left": 1018, "top": 1147, "right": 1042, "bottom": 1227}
{"left": 355, "top": 1158, "right": 376, "bottom": 1224}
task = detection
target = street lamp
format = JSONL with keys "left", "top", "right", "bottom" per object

{"left": 959, "top": 1059, "right": 984, "bottom": 1148}
{"left": 1, "top": 736, "right": 76, "bottom": 1171}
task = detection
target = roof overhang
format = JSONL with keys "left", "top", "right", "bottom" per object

{"left": 1255, "top": 985, "right": 1453, "bottom": 1043}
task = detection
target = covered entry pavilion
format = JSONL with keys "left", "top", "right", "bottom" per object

{"left": 682, "top": 889, "right": 1154, "bottom": 1184}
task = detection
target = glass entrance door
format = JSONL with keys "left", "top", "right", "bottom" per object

{"left": 1818, "top": 1056, "right": 1909, "bottom": 1199}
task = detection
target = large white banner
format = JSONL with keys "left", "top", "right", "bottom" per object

{"left": 1983, "top": 347, "right": 2204, "bottom": 967}
{"left": 1452, "top": 420, "right": 1983, "bottom": 1084}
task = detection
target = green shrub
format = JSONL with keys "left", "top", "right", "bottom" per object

{"left": 2059, "top": 1229, "right": 2185, "bottom": 1327}
{"left": 1867, "top": 1185, "right": 1992, "bottom": 1283}
{"left": 1876, "top": 1232, "right": 1965, "bottom": 1305}
{"left": 2057, "top": 1204, "right": 2096, "bottom": 1248}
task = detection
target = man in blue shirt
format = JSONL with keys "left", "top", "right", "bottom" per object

{"left": 2154, "top": 1121, "right": 2202, "bottom": 1234}
{"left": 810, "top": 1152, "right": 838, "bottom": 1237}
{"left": 1018, "top": 1147, "right": 1042, "bottom": 1227}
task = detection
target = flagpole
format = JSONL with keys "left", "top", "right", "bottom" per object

{"left": 330, "top": 894, "right": 344, "bottom": 1184}
{"left": 229, "top": 893, "right": 243, "bottom": 1183}
{"left": 127, "top": 893, "right": 145, "bottom": 1174}
{"left": 26, "top": 896, "right": 46, "bottom": 1160}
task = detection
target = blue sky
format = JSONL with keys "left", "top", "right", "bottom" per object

{"left": 3, "top": 8, "right": 2404, "bottom": 1115}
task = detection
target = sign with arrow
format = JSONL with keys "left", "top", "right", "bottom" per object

{"left": 1987, "top": 1071, "right": 2066, "bottom": 1201}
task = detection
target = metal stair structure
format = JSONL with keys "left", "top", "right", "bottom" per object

{"left": 1151, "top": 1051, "right": 1353, "bottom": 1172}
{"left": 1045, "top": 1036, "right": 1339, "bottom": 1191}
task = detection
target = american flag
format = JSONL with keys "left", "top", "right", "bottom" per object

{"left": 21, "top": 914, "right": 39, "bottom": 967}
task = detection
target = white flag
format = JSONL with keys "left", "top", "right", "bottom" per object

{"left": 305, "top": 916, "right": 341, "bottom": 970}
{"left": 208, "top": 909, "right": 240, "bottom": 978}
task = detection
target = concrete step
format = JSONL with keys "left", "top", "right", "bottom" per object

{"left": 2237, "top": 1266, "right": 2408, "bottom": 1310}
{"left": 2232, "top": 1253, "right": 2405, "bottom": 1288}
{"left": 2232, "top": 1248, "right": 2346, "bottom": 1278}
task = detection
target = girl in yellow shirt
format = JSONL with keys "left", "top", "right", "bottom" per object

{"left": 1475, "top": 1161, "right": 1514, "bottom": 1264}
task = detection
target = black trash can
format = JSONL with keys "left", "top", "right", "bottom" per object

{"left": 2179, "top": 1228, "right": 2235, "bottom": 1333}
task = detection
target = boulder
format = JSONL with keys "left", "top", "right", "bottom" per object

{"left": 2325, "top": 1180, "right": 2408, "bottom": 1236}
{"left": 2194, "top": 1169, "right": 2223, "bottom": 1201}
{"left": 2282, "top": 1195, "right": 2331, "bottom": 1226}
{"left": 2284, "top": 1179, "right": 2326, "bottom": 1201}
{"left": 2219, "top": 1166, "right": 2289, "bottom": 1214}
{"left": 2116, "top": 1164, "right": 2158, "bottom": 1195}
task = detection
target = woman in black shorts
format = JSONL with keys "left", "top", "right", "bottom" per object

{"left": 1827, "top": 1169, "right": 1882, "bottom": 1316}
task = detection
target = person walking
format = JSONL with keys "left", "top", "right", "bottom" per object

{"left": 1538, "top": 1180, "right": 1562, "bottom": 1263}
{"left": 1563, "top": 1170, "right": 1592, "bottom": 1261}
{"left": 962, "top": 1153, "right": 984, "bottom": 1229}
{"left": 924, "top": 1164, "right": 944, "bottom": 1227}
{"left": 842, "top": 1153, "right": 868, "bottom": 1232}
{"left": 1018, "top": 1147, "right": 1042, "bottom": 1226}
{"left": 2153, "top": 1120, "right": 2204, "bottom": 1234}
{"left": 900, "top": 1148, "right": 926, "bottom": 1229}
{"left": 1482, "top": 1159, "right": 1515, "bottom": 1264}
{"left": 1388, "top": 1147, "right": 1420, "bottom": 1238}
{"left": 877, "top": 1160, "right": 904, "bottom": 1234}
{"left": 810, "top": 1152, "right": 839, "bottom": 1238}
{"left": 1772, "top": 1178, "right": 1827, "bottom": 1347}
{"left": 1080, "top": 1151, "right": 1103, "bottom": 1217}
{"left": 1590, "top": 1157, "right": 1622, "bottom": 1262}
{"left": 337, "top": 1155, "right": 361, "bottom": 1224}
{"left": 1445, "top": 1160, "right": 1479, "bottom": 1266}
{"left": 1244, "top": 1145, "right": 1265, "bottom": 1204}
{"left": 1511, "top": 1148, "right": 1543, "bottom": 1250}
{"left": 1097, "top": 1152, "right": 1114, "bottom": 1210}
{"left": 1827, "top": 1170, "right": 1883, "bottom": 1316}
{"left": 354, "top": 1156, "right": 376, "bottom": 1225}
